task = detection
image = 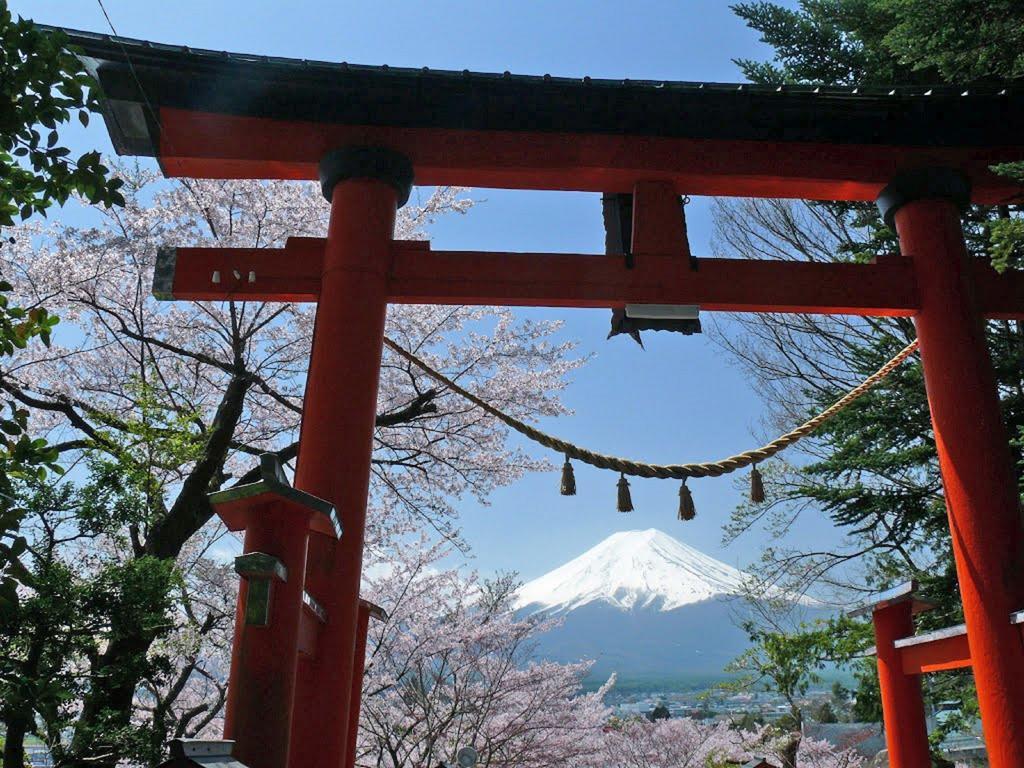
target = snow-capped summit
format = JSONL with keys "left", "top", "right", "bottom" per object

{"left": 515, "top": 528, "right": 749, "bottom": 614}
{"left": 515, "top": 529, "right": 826, "bottom": 684}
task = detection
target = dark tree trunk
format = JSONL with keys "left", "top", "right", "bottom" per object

{"left": 780, "top": 708, "right": 802, "bottom": 768}
{"left": 3, "top": 614, "right": 50, "bottom": 768}
{"left": 780, "top": 733, "right": 800, "bottom": 768}
{"left": 61, "top": 376, "right": 252, "bottom": 768}
{"left": 2, "top": 712, "right": 29, "bottom": 768}
{"left": 63, "top": 631, "right": 159, "bottom": 768}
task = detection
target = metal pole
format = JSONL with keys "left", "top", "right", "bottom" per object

{"left": 880, "top": 169, "right": 1024, "bottom": 768}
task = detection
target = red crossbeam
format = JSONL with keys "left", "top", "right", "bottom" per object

{"left": 892, "top": 616, "right": 1024, "bottom": 676}
{"left": 159, "top": 238, "right": 1024, "bottom": 318}
{"left": 157, "top": 109, "right": 1024, "bottom": 204}
{"left": 898, "top": 630, "right": 972, "bottom": 675}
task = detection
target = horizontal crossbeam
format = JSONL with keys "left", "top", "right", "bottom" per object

{"left": 66, "top": 27, "right": 1024, "bottom": 203}
{"left": 154, "top": 110, "right": 1024, "bottom": 204}
{"left": 896, "top": 624, "right": 972, "bottom": 674}
{"left": 893, "top": 613, "right": 1024, "bottom": 675}
{"left": 155, "top": 238, "right": 1024, "bottom": 318}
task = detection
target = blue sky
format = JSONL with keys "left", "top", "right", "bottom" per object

{"left": 15, "top": 0, "right": 845, "bottom": 580}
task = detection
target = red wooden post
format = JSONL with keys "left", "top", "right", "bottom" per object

{"left": 221, "top": 505, "right": 311, "bottom": 768}
{"left": 212, "top": 455, "right": 338, "bottom": 768}
{"left": 288, "top": 148, "right": 411, "bottom": 768}
{"left": 344, "top": 601, "right": 387, "bottom": 768}
{"left": 343, "top": 604, "right": 372, "bottom": 768}
{"left": 880, "top": 169, "right": 1024, "bottom": 768}
{"left": 871, "top": 600, "right": 931, "bottom": 768}
{"left": 849, "top": 583, "right": 931, "bottom": 768}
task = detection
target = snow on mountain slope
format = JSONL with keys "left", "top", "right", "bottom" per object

{"left": 515, "top": 528, "right": 749, "bottom": 614}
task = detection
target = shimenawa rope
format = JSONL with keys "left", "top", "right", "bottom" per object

{"left": 382, "top": 336, "right": 920, "bottom": 481}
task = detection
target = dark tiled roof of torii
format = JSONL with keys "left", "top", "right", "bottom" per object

{"left": 51, "top": 25, "right": 1024, "bottom": 156}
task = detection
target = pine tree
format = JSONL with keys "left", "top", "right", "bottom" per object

{"left": 724, "top": 0, "right": 1024, "bottom": 719}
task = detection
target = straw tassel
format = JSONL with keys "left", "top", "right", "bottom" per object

{"left": 750, "top": 464, "right": 765, "bottom": 503}
{"left": 616, "top": 473, "right": 634, "bottom": 512}
{"left": 560, "top": 456, "right": 577, "bottom": 496}
{"left": 678, "top": 480, "right": 696, "bottom": 521}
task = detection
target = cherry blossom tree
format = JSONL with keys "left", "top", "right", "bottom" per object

{"left": 353, "top": 539, "right": 865, "bottom": 768}
{"left": 358, "top": 539, "right": 612, "bottom": 768}
{"left": 795, "top": 736, "right": 867, "bottom": 768}
{"left": 594, "top": 717, "right": 865, "bottom": 768}
{"left": 0, "top": 165, "right": 582, "bottom": 766}
{"left": 597, "top": 717, "right": 768, "bottom": 768}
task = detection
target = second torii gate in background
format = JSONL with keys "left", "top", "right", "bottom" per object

{"left": 66, "top": 26, "right": 1024, "bottom": 768}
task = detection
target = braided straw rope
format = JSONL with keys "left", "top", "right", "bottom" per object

{"left": 382, "top": 336, "right": 920, "bottom": 480}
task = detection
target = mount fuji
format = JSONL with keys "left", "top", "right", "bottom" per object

{"left": 515, "top": 529, "right": 819, "bottom": 685}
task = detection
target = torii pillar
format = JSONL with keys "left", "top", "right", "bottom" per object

{"left": 209, "top": 455, "right": 340, "bottom": 768}
{"left": 849, "top": 583, "right": 932, "bottom": 768}
{"left": 286, "top": 148, "right": 412, "bottom": 768}
{"left": 879, "top": 169, "right": 1024, "bottom": 768}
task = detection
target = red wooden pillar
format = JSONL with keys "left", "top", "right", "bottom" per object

{"left": 212, "top": 455, "right": 338, "bottom": 768}
{"left": 288, "top": 148, "right": 412, "bottom": 768}
{"left": 849, "top": 583, "right": 931, "bottom": 768}
{"left": 343, "top": 604, "right": 372, "bottom": 768}
{"left": 880, "top": 169, "right": 1024, "bottom": 768}
{"left": 344, "top": 601, "right": 388, "bottom": 768}
{"left": 872, "top": 600, "right": 931, "bottom": 768}
{"left": 221, "top": 506, "right": 311, "bottom": 768}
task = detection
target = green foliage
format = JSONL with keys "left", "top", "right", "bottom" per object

{"left": 0, "top": 467, "right": 182, "bottom": 766}
{"left": 0, "top": 280, "right": 58, "bottom": 354}
{"left": 878, "top": 0, "right": 1024, "bottom": 81}
{"left": 0, "top": 543, "right": 94, "bottom": 754}
{"left": 849, "top": 659, "right": 882, "bottom": 722}
{"left": 731, "top": 0, "right": 932, "bottom": 85}
{"left": 812, "top": 700, "right": 837, "bottom": 723}
{"left": 724, "top": 616, "right": 875, "bottom": 768}
{"left": 732, "top": 0, "right": 1024, "bottom": 86}
{"left": 725, "top": 622, "right": 825, "bottom": 717}
{"left": 1, "top": 1, "right": 127, "bottom": 618}
{"left": 730, "top": 0, "right": 1024, "bottom": 726}
{"left": 0, "top": 293, "right": 62, "bottom": 613}
{"left": 92, "top": 556, "right": 178, "bottom": 640}
{"left": 647, "top": 701, "right": 671, "bottom": 721}
{"left": 0, "top": 2, "right": 125, "bottom": 227}
{"left": 725, "top": 616, "right": 870, "bottom": 722}
{"left": 989, "top": 217, "right": 1024, "bottom": 273}
{"left": 729, "top": 711, "right": 764, "bottom": 731}
{"left": 989, "top": 163, "right": 1024, "bottom": 273}
{"left": 0, "top": 373, "right": 203, "bottom": 765}
{"left": 74, "top": 377, "right": 204, "bottom": 540}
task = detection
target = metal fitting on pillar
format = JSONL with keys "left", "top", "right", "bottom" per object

{"left": 235, "top": 552, "right": 287, "bottom": 626}
{"left": 318, "top": 146, "right": 414, "bottom": 206}
{"left": 875, "top": 167, "right": 971, "bottom": 229}
{"left": 158, "top": 739, "right": 250, "bottom": 768}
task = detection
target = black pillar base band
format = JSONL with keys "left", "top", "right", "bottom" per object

{"left": 319, "top": 146, "right": 414, "bottom": 207}
{"left": 876, "top": 167, "right": 971, "bottom": 228}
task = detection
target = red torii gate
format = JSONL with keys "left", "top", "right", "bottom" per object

{"left": 65, "top": 27, "right": 1024, "bottom": 768}
{"left": 851, "top": 581, "right": 1024, "bottom": 766}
